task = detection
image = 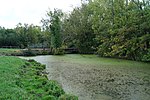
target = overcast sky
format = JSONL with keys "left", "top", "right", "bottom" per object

{"left": 0, "top": 0, "right": 81, "bottom": 28}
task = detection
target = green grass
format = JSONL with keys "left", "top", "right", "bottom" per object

{"left": 0, "top": 56, "right": 27, "bottom": 99}
{"left": 0, "top": 56, "right": 78, "bottom": 100}
{"left": 0, "top": 48, "right": 20, "bottom": 52}
{"left": 0, "top": 48, "right": 51, "bottom": 56}
{"left": 0, "top": 48, "right": 22, "bottom": 56}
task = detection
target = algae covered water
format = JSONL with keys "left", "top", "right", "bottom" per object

{"left": 20, "top": 54, "right": 150, "bottom": 100}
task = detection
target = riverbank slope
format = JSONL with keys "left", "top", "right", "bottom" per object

{"left": 0, "top": 56, "right": 77, "bottom": 99}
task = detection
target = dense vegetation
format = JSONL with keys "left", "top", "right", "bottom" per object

{"left": 0, "top": 56, "right": 77, "bottom": 99}
{"left": 61, "top": 0, "right": 150, "bottom": 61}
{"left": 0, "top": 0, "right": 150, "bottom": 61}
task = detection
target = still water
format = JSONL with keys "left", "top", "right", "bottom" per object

{"left": 20, "top": 55, "right": 150, "bottom": 100}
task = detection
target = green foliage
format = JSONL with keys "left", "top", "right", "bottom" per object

{"left": 142, "top": 49, "right": 150, "bottom": 62}
{"left": 42, "top": 9, "right": 63, "bottom": 49}
{"left": 41, "top": 50, "right": 50, "bottom": 55}
{"left": 59, "top": 94, "right": 78, "bottom": 100}
{"left": 52, "top": 47, "right": 65, "bottom": 55}
{"left": 22, "top": 49, "right": 37, "bottom": 56}
{"left": 51, "top": 0, "right": 150, "bottom": 60}
{"left": 43, "top": 95, "right": 57, "bottom": 100}
{"left": 63, "top": 0, "right": 150, "bottom": 61}
{"left": 0, "top": 24, "right": 43, "bottom": 49}
{"left": 0, "top": 27, "right": 19, "bottom": 47}
{"left": 62, "top": 4, "right": 96, "bottom": 54}
{"left": 15, "top": 23, "right": 41, "bottom": 48}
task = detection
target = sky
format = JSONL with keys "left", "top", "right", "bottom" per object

{"left": 0, "top": 0, "right": 81, "bottom": 28}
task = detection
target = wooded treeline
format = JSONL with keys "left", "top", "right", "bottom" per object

{"left": 0, "top": 0, "right": 150, "bottom": 61}
{"left": 0, "top": 24, "right": 50, "bottom": 49}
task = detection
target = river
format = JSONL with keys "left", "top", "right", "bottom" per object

{"left": 20, "top": 54, "right": 150, "bottom": 100}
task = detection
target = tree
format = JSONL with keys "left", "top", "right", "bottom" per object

{"left": 62, "top": 3, "right": 96, "bottom": 53}
{"left": 82, "top": 0, "right": 150, "bottom": 61}
{"left": 0, "top": 27, "right": 19, "bottom": 47}
{"left": 48, "top": 9, "right": 63, "bottom": 49}
{"left": 42, "top": 9, "right": 64, "bottom": 54}
{"left": 15, "top": 23, "right": 40, "bottom": 49}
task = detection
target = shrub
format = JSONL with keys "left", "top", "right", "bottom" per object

{"left": 58, "top": 94, "right": 78, "bottom": 100}
{"left": 23, "top": 50, "right": 37, "bottom": 56}
{"left": 42, "top": 95, "right": 57, "bottom": 100}
{"left": 46, "top": 80, "right": 65, "bottom": 97}
{"left": 142, "top": 49, "right": 150, "bottom": 62}
{"left": 42, "top": 51, "right": 49, "bottom": 55}
{"left": 52, "top": 47, "right": 64, "bottom": 55}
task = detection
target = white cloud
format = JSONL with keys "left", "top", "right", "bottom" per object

{"left": 0, "top": 0, "right": 81, "bottom": 28}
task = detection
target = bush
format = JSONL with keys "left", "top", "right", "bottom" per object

{"left": 46, "top": 80, "right": 65, "bottom": 97}
{"left": 58, "top": 94, "right": 78, "bottom": 100}
{"left": 23, "top": 50, "right": 37, "bottom": 56}
{"left": 142, "top": 49, "right": 150, "bottom": 62}
{"left": 52, "top": 47, "right": 64, "bottom": 55}
{"left": 42, "top": 95, "right": 56, "bottom": 100}
{"left": 42, "top": 51, "right": 49, "bottom": 55}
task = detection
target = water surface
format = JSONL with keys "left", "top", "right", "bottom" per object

{"left": 20, "top": 54, "right": 150, "bottom": 100}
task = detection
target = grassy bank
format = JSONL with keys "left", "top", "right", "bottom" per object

{"left": 0, "top": 56, "right": 77, "bottom": 100}
{"left": 0, "top": 48, "right": 51, "bottom": 56}
{"left": 0, "top": 48, "right": 22, "bottom": 56}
